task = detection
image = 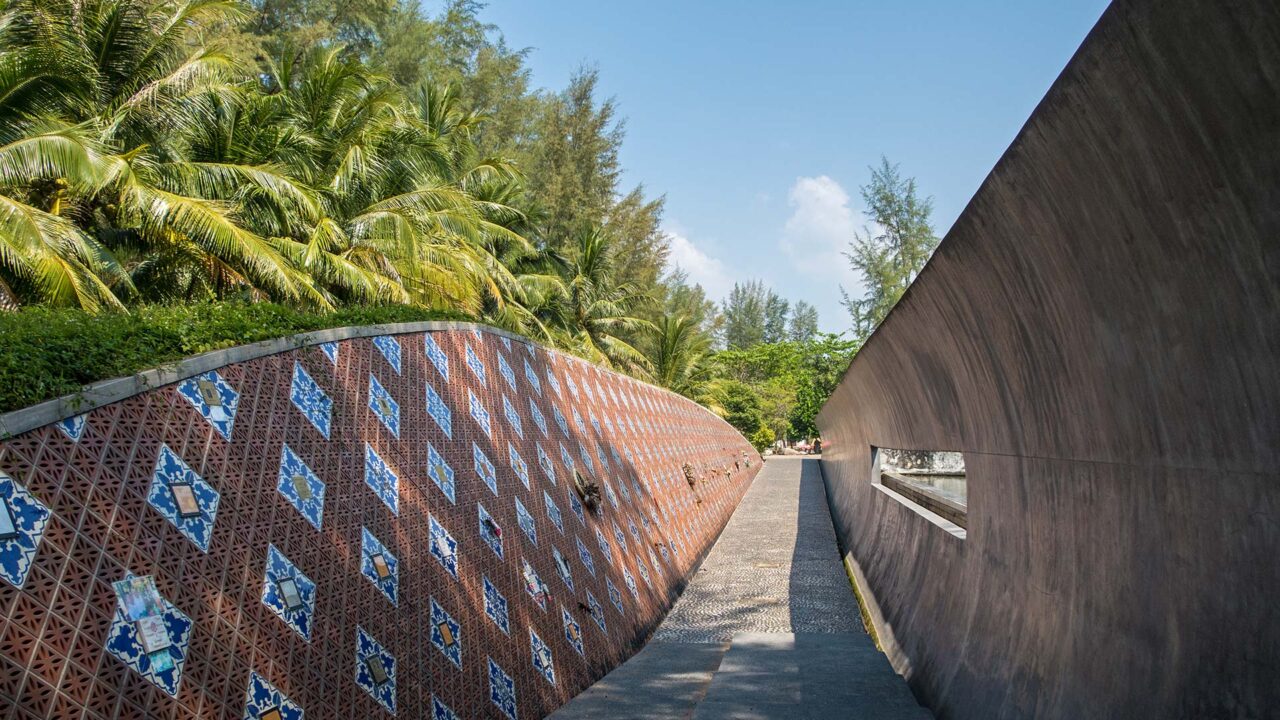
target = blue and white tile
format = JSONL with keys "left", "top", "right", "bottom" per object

{"left": 497, "top": 353, "right": 516, "bottom": 391}
{"left": 474, "top": 443, "right": 497, "bottom": 496}
{"left": 552, "top": 546, "right": 573, "bottom": 592}
{"left": 368, "top": 375, "right": 400, "bottom": 437}
{"left": 562, "top": 607, "right": 584, "bottom": 657}
{"left": 514, "top": 497, "right": 536, "bottom": 546}
{"left": 426, "top": 443, "right": 456, "bottom": 504}
{"left": 522, "top": 559, "right": 549, "bottom": 611}
{"left": 468, "top": 390, "right": 492, "bottom": 438}
{"left": 354, "top": 626, "right": 396, "bottom": 714}
{"left": 277, "top": 445, "right": 324, "bottom": 531}
{"left": 568, "top": 489, "right": 586, "bottom": 526}
{"left": 577, "top": 442, "right": 595, "bottom": 474}
{"left": 612, "top": 522, "right": 628, "bottom": 554}
{"left": 528, "top": 399, "right": 548, "bottom": 438}
{"left": 243, "top": 671, "right": 303, "bottom": 720}
{"left": 594, "top": 527, "right": 612, "bottom": 566}
{"left": 148, "top": 445, "right": 219, "bottom": 552}
{"left": 320, "top": 341, "right": 339, "bottom": 365}
{"left": 559, "top": 444, "right": 575, "bottom": 475}
{"left": 364, "top": 445, "right": 399, "bottom": 515}
{"left": 623, "top": 568, "right": 639, "bottom": 599}
{"left": 575, "top": 536, "right": 596, "bottom": 577}
{"left": 586, "top": 590, "right": 607, "bottom": 634}
{"left": 0, "top": 473, "right": 50, "bottom": 588}
{"left": 502, "top": 395, "right": 523, "bottom": 439}
{"left": 552, "top": 405, "right": 569, "bottom": 437}
{"left": 56, "top": 414, "right": 87, "bottom": 442}
{"left": 429, "top": 597, "right": 463, "bottom": 669}
{"left": 429, "top": 514, "right": 458, "bottom": 579}
{"left": 606, "top": 576, "right": 624, "bottom": 614}
{"left": 508, "top": 443, "right": 529, "bottom": 490}
{"left": 636, "top": 557, "right": 653, "bottom": 589}
{"left": 488, "top": 657, "right": 518, "bottom": 720}
{"left": 523, "top": 359, "right": 542, "bottom": 396}
{"left": 105, "top": 575, "right": 192, "bottom": 696}
{"left": 261, "top": 544, "right": 315, "bottom": 640}
{"left": 424, "top": 381, "right": 452, "bottom": 438}
{"left": 432, "top": 695, "right": 460, "bottom": 720}
{"left": 290, "top": 363, "right": 332, "bottom": 439}
{"left": 546, "top": 369, "right": 561, "bottom": 397}
{"left": 477, "top": 503, "right": 503, "bottom": 559}
{"left": 529, "top": 628, "right": 556, "bottom": 686}
{"left": 360, "top": 528, "right": 398, "bottom": 606}
{"left": 373, "top": 335, "right": 401, "bottom": 375}
{"left": 572, "top": 407, "right": 586, "bottom": 434}
{"left": 484, "top": 575, "right": 509, "bottom": 634}
{"left": 177, "top": 371, "right": 239, "bottom": 440}
{"left": 543, "top": 491, "right": 563, "bottom": 535}
{"left": 535, "top": 444, "right": 556, "bottom": 486}
{"left": 465, "top": 343, "right": 486, "bottom": 386}
{"left": 423, "top": 334, "right": 449, "bottom": 381}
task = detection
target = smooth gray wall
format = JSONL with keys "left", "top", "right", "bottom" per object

{"left": 816, "top": 1, "right": 1280, "bottom": 718}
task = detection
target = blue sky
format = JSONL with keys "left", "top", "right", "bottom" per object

{"left": 481, "top": 0, "right": 1112, "bottom": 333}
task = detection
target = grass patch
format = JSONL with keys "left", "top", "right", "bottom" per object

{"left": 0, "top": 303, "right": 469, "bottom": 415}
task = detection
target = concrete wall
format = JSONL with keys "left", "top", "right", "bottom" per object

{"left": 816, "top": 1, "right": 1280, "bottom": 718}
{"left": 0, "top": 324, "right": 758, "bottom": 718}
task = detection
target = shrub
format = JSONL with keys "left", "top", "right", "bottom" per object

{"left": 750, "top": 424, "right": 776, "bottom": 453}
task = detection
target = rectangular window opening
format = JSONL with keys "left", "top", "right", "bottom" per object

{"left": 873, "top": 446, "right": 967, "bottom": 529}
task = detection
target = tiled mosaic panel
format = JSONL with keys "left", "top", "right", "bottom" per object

{"left": 0, "top": 328, "right": 759, "bottom": 719}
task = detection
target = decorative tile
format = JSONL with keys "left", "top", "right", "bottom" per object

{"left": 522, "top": 558, "right": 550, "bottom": 611}
{"left": 488, "top": 657, "right": 518, "bottom": 720}
{"left": 415, "top": 383, "right": 451, "bottom": 441}
{"left": 290, "top": 362, "right": 332, "bottom": 438}
{"left": 536, "top": 443, "right": 556, "bottom": 486}
{"left": 552, "top": 546, "right": 573, "bottom": 592}
{"left": 497, "top": 353, "right": 517, "bottom": 391}
{"left": 373, "top": 335, "right": 401, "bottom": 375}
{"left": 636, "top": 556, "right": 653, "bottom": 589}
{"left": 432, "top": 695, "right": 460, "bottom": 720}
{"left": 508, "top": 442, "right": 530, "bottom": 490}
{"left": 465, "top": 343, "right": 486, "bottom": 386}
{"left": 368, "top": 374, "right": 400, "bottom": 437}
{"left": 243, "top": 671, "right": 303, "bottom": 720}
{"left": 355, "top": 626, "right": 396, "bottom": 714}
{"left": 528, "top": 399, "right": 548, "bottom": 437}
{"left": 148, "top": 445, "right": 219, "bottom": 552}
{"left": 429, "top": 597, "right": 463, "bottom": 669}
{"left": 606, "top": 576, "right": 624, "bottom": 614}
{"left": 575, "top": 535, "right": 596, "bottom": 577}
{"left": 364, "top": 445, "right": 399, "bottom": 515}
{"left": 544, "top": 491, "right": 564, "bottom": 534}
{"left": 623, "top": 567, "right": 639, "bottom": 599}
{"left": 477, "top": 502, "right": 503, "bottom": 559}
{"left": 559, "top": 443, "right": 576, "bottom": 475}
{"left": 523, "top": 358, "right": 542, "bottom": 396}
{"left": 602, "top": 478, "right": 619, "bottom": 509}
{"left": 612, "top": 522, "right": 628, "bottom": 554}
{"left": 277, "top": 444, "right": 325, "bottom": 530}
{"left": 530, "top": 628, "right": 556, "bottom": 686}
{"left": 423, "top": 334, "right": 450, "bottom": 380}
{"left": 546, "top": 368, "right": 561, "bottom": 397}
{"left": 586, "top": 590, "right": 607, "bottom": 633}
{"left": 177, "top": 370, "right": 239, "bottom": 440}
{"left": 484, "top": 575, "right": 510, "bottom": 634}
{"left": 514, "top": 497, "right": 536, "bottom": 546}
{"left": 552, "top": 405, "right": 569, "bottom": 437}
{"left": 572, "top": 407, "right": 586, "bottom": 434}
{"left": 568, "top": 488, "right": 586, "bottom": 526}
{"left": 469, "top": 389, "right": 492, "bottom": 438}
{"left": 502, "top": 395, "right": 523, "bottom": 439}
{"left": 56, "top": 413, "right": 87, "bottom": 441}
{"left": 0, "top": 473, "right": 50, "bottom": 588}
{"left": 361, "top": 528, "right": 399, "bottom": 606}
{"left": 105, "top": 575, "right": 192, "bottom": 696}
{"left": 320, "top": 340, "right": 339, "bottom": 364}
{"left": 594, "top": 527, "right": 613, "bottom": 566}
{"left": 474, "top": 443, "right": 498, "bottom": 496}
{"left": 562, "top": 606, "right": 585, "bottom": 656}
{"left": 500, "top": 335, "right": 513, "bottom": 351}
{"left": 429, "top": 514, "right": 458, "bottom": 579}
{"left": 427, "top": 443, "right": 456, "bottom": 504}
{"left": 261, "top": 544, "right": 316, "bottom": 640}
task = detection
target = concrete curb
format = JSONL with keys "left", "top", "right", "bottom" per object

{"left": 0, "top": 320, "right": 540, "bottom": 439}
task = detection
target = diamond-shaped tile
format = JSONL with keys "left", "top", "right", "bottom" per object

{"left": 364, "top": 445, "right": 399, "bottom": 515}
{"left": 544, "top": 491, "right": 564, "bottom": 535}
{"left": 552, "top": 546, "right": 573, "bottom": 592}
{"left": 177, "top": 371, "right": 239, "bottom": 440}
{"left": 368, "top": 374, "right": 400, "bottom": 437}
{"left": 261, "top": 545, "right": 315, "bottom": 640}
{"left": 55, "top": 413, "right": 87, "bottom": 441}
{"left": 429, "top": 597, "right": 462, "bottom": 669}
{"left": 432, "top": 695, "right": 460, "bottom": 720}
{"left": 477, "top": 502, "right": 503, "bottom": 559}
{"left": 606, "top": 576, "right": 624, "bottom": 614}
{"left": 243, "top": 671, "right": 303, "bottom": 720}
{"left": 522, "top": 558, "right": 549, "bottom": 611}
{"left": 425, "top": 381, "right": 453, "bottom": 438}
{"left": 429, "top": 514, "right": 458, "bottom": 579}
{"left": 488, "top": 657, "right": 518, "bottom": 720}
{"left": 423, "top": 333, "right": 450, "bottom": 380}
{"left": 474, "top": 443, "right": 497, "bottom": 496}
{"left": 508, "top": 443, "right": 529, "bottom": 490}
{"left": 594, "top": 527, "right": 612, "bottom": 566}
{"left": 320, "top": 341, "right": 339, "bottom": 365}
{"left": 502, "top": 395, "right": 523, "bottom": 439}
{"left": 559, "top": 443, "right": 575, "bottom": 475}
{"left": 290, "top": 362, "right": 332, "bottom": 438}
{"left": 514, "top": 497, "right": 536, "bottom": 546}
{"left": 536, "top": 444, "right": 556, "bottom": 486}
{"left": 623, "top": 567, "right": 639, "bottom": 599}
{"left": 552, "top": 405, "right": 569, "bottom": 437}
{"left": 426, "top": 443, "right": 456, "bottom": 504}
{"left": 105, "top": 575, "right": 192, "bottom": 697}
{"left": 469, "top": 389, "right": 492, "bottom": 437}
{"left": 148, "top": 445, "right": 219, "bottom": 552}
{"left": 497, "top": 353, "right": 516, "bottom": 391}
{"left": 355, "top": 626, "right": 396, "bottom": 714}
{"left": 562, "top": 606, "right": 584, "bottom": 656}
{"left": 523, "top": 358, "right": 542, "bottom": 396}
{"left": 0, "top": 473, "right": 50, "bottom": 588}
{"left": 465, "top": 343, "right": 486, "bottom": 386}
{"left": 568, "top": 488, "right": 586, "bottom": 526}
{"left": 528, "top": 399, "right": 548, "bottom": 438}
{"left": 484, "top": 575, "right": 509, "bottom": 634}
{"left": 530, "top": 628, "right": 555, "bottom": 686}
{"left": 373, "top": 335, "right": 401, "bottom": 375}
{"left": 277, "top": 444, "right": 324, "bottom": 530}
{"left": 575, "top": 535, "right": 596, "bottom": 577}
{"left": 586, "top": 590, "right": 607, "bottom": 634}
{"left": 360, "top": 527, "right": 399, "bottom": 606}
{"left": 546, "top": 368, "right": 561, "bottom": 397}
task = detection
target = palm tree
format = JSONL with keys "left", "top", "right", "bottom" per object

{"left": 649, "top": 313, "right": 712, "bottom": 394}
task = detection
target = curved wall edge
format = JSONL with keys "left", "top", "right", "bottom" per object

{"left": 817, "top": 1, "right": 1280, "bottom": 718}
{"left": 0, "top": 325, "right": 760, "bottom": 718}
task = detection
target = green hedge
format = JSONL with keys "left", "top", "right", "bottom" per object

{"left": 0, "top": 303, "right": 470, "bottom": 415}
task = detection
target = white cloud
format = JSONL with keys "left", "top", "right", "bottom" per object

{"left": 665, "top": 227, "right": 733, "bottom": 300}
{"left": 779, "top": 175, "right": 866, "bottom": 332}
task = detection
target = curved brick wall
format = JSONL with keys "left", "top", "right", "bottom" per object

{"left": 0, "top": 325, "right": 759, "bottom": 718}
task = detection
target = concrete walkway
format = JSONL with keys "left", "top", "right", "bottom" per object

{"left": 551, "top": 457, "right": 931, "bottom": 720}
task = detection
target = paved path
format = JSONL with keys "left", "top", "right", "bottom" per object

{"left": 551, "top": 457, "right": 932, "bottom": 720}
